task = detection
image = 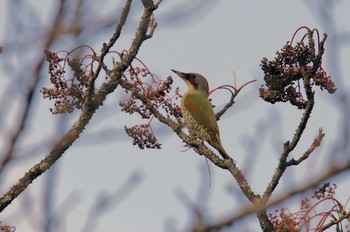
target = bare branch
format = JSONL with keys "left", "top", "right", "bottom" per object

{"left": 0, "top": 0, "right": 66, "bottom": 174}
{"left": 195, "top": 159, "right": 350, "bottom": 231}
{"left": 321, "top": 210, "right": 350, "bottom": 231}
{"left": 262, "top": 30, "right": 330, "bottom": 202}
{"left": 263, "top": 89, "right": 314, "bottom": 201}
{"left": 117, "top": 72, "right": 260, "bottom": 213}
{"left": 141, "top": 0, "right": 154, "bottom": 8}
{"left": 215, "top": 80, "right": 257, "bottom": 121}
{"left": 144, "top": 14, "right": 158, "bottom": 40}
{"left": 92, "top": 0, "right": 133, "bottom": 83}
{"left": 0, "top": 1, "right": 158, "bottom": 213}
{"left": 287, "top": 127, "right": 325, "bottom": 166}
{"left": 155, "top": 0, "right": 163, "bottom": 7}
{"left": 82, "top": 171, "right": 143, "bottom": 232}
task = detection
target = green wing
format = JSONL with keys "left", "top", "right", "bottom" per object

{"left": 183, "top": 93, "right": 220, "bottom": 136}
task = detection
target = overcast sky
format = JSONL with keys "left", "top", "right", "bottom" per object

{"left": 0, "top": 0, "right": 349, "bottom": 231}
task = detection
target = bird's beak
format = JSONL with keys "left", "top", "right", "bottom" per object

{"left": 171, "top": 69, "right": 189, "bottom": 80}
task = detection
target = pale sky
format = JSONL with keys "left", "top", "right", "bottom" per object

{"left": 0, "top": 1, "right": 349, "bottom": 231}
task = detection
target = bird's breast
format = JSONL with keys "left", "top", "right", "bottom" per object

{"left": 181, "top": 106, "right": 212, "bottom": 142}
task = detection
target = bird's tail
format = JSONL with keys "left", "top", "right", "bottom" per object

{"left": 210, "top": 139, "right": 231, "bottom": 160}
{"left": 218, "top": 145, "right": 231, "bottom": 160}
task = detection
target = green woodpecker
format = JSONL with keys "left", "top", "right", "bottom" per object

{"left": 172, "top": 69, "right": 230, "bottom": 159}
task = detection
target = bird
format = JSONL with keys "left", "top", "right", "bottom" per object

{"left": 172, "top": 69, "right": 230, "bottom": 159}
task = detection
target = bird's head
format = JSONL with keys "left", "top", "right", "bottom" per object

{"left": 171, "top": 69, "right": 209, "bottom": 95}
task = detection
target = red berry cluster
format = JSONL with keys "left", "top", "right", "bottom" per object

{"left": 119, "top": 64, "right": 182, "bottom": 149}
{"left": 311, "top": 182, "right": 337, "bottom": 200}
{"left": 41, "top": 49, "right": 94, "bottom": 114}
{"left": 41, "top": 47, "right": 182, "bottom": 149}
{"left": 259, "top": 27, "right": 336, "bottom": 109}
{"left": 120, "top": 66, "right": 181, "bottom": 119}
{"left": 270, "top": 182, "right": 349, "bottom": 231}
{"left": 269, "top": 208, "right": 299, "bottom": 232}
{"left": 124, "top": 124, "right": 160, "bottom": 149}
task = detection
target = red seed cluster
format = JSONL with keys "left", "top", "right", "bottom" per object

{"left": 269, "top": 208, "right": 299, "bottom": 232}
{"left": 270, "top": 182, "right": 348, "bottom": 231}
{"left": 124, "top": 124, "right": 161, "bottom": 149}
{"left": 119, "top": 65, "right": 182, "bottom": 149}
{"left": 42, "top": 48, "right": 182, "bottom": 149}
{"left": 259, "top": 28, "right": 336, "bottom": 109}
{"left": 41, "top": 50, "right": 94, "bottom": 114}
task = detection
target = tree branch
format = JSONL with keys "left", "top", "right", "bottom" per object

{"left": 287, "top": 127, "right": 325, "bottom": 166}
{"left": 0, "top": 0, "right": 158, "bottom": 213}
{"left": 117, "top": 75, "right": 260, "bottom": 214}
{"left": 262, "top": 97, "right": 313, "bottom": 217}
{"left": 263, "top": 68, "right": 316, "bottom": 202}
{"left": 215, "top": 80, "right": 257, "bottom": 121}
{"left": 0, "top": 0, "right": 66, "bottom": 175}
{"left": 92, "top": 0, "right": 132, "bottom": 83}
{"left": 195, "top": 158, "right": 350, "bottom": 231}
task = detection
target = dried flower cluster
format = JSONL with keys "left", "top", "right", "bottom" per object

{"left": 41, "top": 48, "right": 95, "bottom": 114}
{"left": 120, "top": 64, "right": 182, "bottom": 149}
{"left": 269, "top": 208, "right": 299, "bottom": 232}
{"left": 120, "top": 66, "right": 181, "bottom": 119}
{"left": 0, "top": 224, "right": 16, "bottom": 232}
{"left": 311, "top": 182, "right": 337, "bottom": 200}
{"left": 270, "top": 182, "right": 349, "bottom": 231}
{"left": 124, "top": 124, "right": 160, "bottom": 149}
{"left": 41, "top": 46, "right": 182, "bottom": 149}
{"left": 259, "top": 27, "right": 336, "bottom": 109}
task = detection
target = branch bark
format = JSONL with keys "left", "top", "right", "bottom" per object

{"left": 0, "top": 0, "right": 158, "bottom": 213}
{"left": 0, "top": 0, "right": 66, "bottom": 175}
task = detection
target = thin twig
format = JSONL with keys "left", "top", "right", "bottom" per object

{"left": 92, "top": 0, "right": 132, "bottom": 83}
{"left": 0, "top": 1, "right": 158, "bottom": 213}
{"left": 0, "top": 0, "right": 66, "bottom": 174}
{"left": 215, "top": 80, "right": 256, "bottom": 120}
{"left": 198, "top": 159, "right": 350, "bottom": 231}
{"left": 287, "top": 128, "right": 325, "bottom": 166}
{"left": 117, "top": 74, "right": 260, "bottom": 213}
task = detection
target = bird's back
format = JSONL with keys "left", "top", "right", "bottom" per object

{"left": 181, "top": 91, "right": 221, "bottom": 142}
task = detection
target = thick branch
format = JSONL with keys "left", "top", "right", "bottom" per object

{"left": 92, "top": 0, "right": 132, "bottom": 83}
{"left": 118, "top": 78, "right": 259, "bottom": 207}
{"left": 0, "top": 1, "right": 158, "bottom": 213}
{"left": 263, "top": 67, "right": 315, "bottom": 202}
{"left": 0, "top": 0, "right": 66, "bottom": 175}
{"left": 321, "top": 210, "right": 350, "bottom": 231}
{"left": 197, "top": 158, "right": 350, "bottom": 231}
{"left": 216, "top": 80, "right": 257, "bottom": 121}
{"left": 287, "top": 127, "right": 325, "bottom": 166}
